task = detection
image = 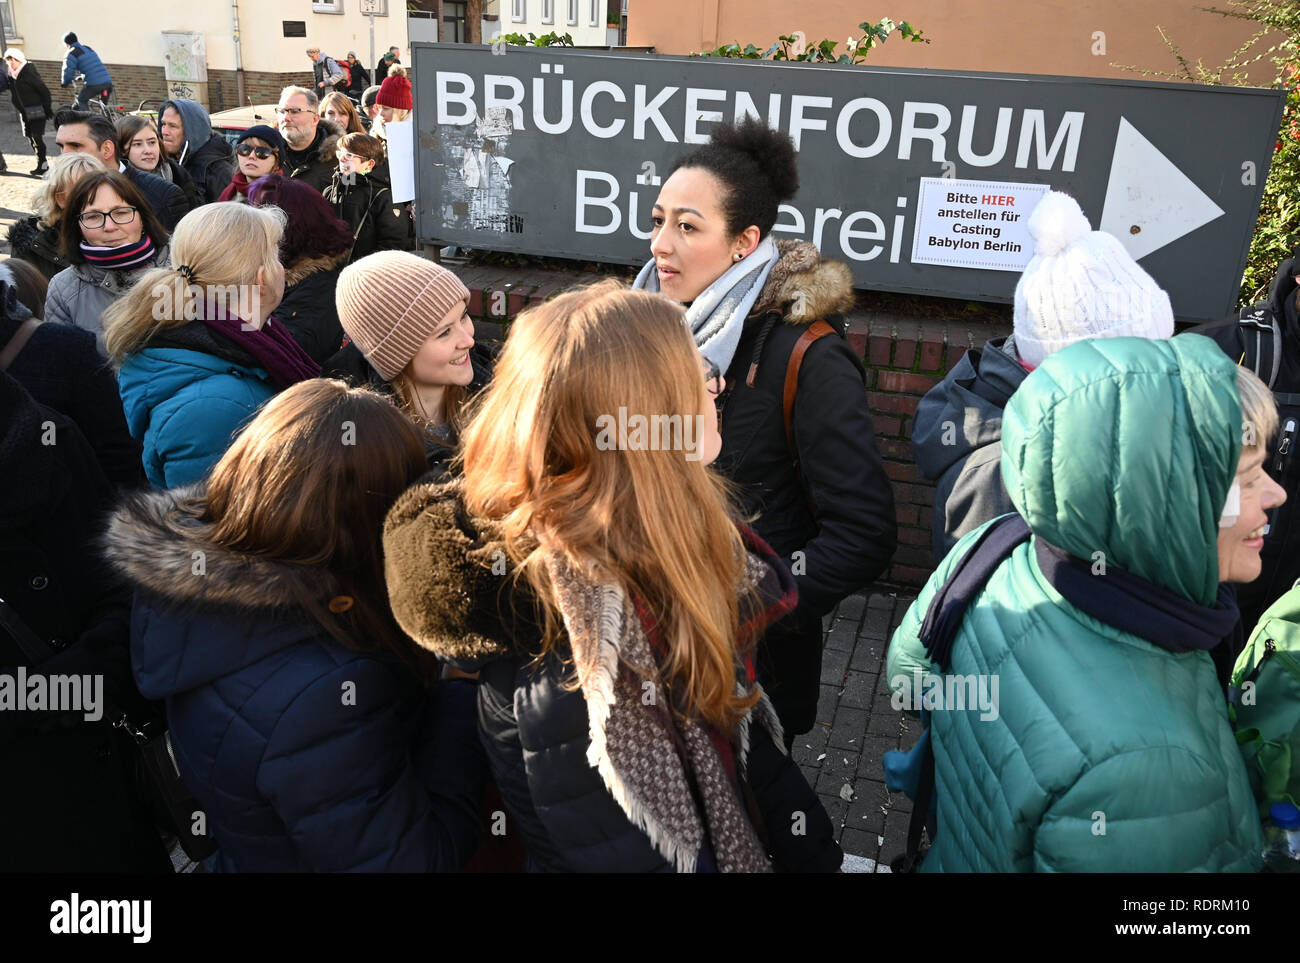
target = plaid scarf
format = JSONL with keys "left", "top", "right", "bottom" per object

{"left": 543, "top": 528, "right": 796, "bottom": 873}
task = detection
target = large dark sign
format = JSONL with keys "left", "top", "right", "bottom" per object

{"left": 412, "top": 43, "right": 1286, "bottom": 320}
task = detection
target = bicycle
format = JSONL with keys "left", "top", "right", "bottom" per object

{"left": 61, "top": 73, "right": 116, "bottom": 118}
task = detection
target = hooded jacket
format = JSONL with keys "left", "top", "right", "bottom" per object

{"left": 1195, "top": 256, "right": 1300, "bottom": 632}
{"left": 886, "top": 334, "right": 1263, "bottom": 872}
{"left": 102, "top": 485, "right": 489, "bottom": 872}
{"left": 382, "top": 481, "right": 842, "bottom": 873}
{"left": 912, "top": 335, "right": 1026, "bottom": 560}
{"left": 159, "top": 99, "right": 236, "bottom": 205}
{"left": 7, "top": 217, "right": 69, "bottom": 281}
{"left": 116, "top": 320, "right": 279, "bottom": 488}
{"left": 45, "top": 242, "right": 170, "bottom": 353}
{"left": 324, "top": 160, "right": 413, "bottom": 263}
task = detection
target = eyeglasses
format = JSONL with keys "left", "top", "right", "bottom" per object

{"left": 78, "top": 206, "right": 137, "bottom": 229}
{"left": 237, "top": 144, "right": 276, "bottom": 160}
{"left": 704, "top": 359, "right": 723, "bottom": 397}
{"left": 275, "top": 107, "right": 310, "bottom": 117}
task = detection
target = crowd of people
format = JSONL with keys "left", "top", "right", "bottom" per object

{"left": 0, "top": 37, "right": 1297, "bottom": 875}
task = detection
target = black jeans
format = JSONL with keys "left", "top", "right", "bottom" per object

{"left": 75, "top": 82, "right": 113, "bottom": 110}
{"left": 22, "top": 115, "right": 45, "bottom": 161}
{"left": 756, "top": 604, "right": 826, "bottom": 749}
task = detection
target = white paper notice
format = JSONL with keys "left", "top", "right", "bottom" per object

{"left": 910, "top": 178, "right": 1050, "bottom": 272}
{"left": 386, "top": 120, "right": 416, "bottom": 203}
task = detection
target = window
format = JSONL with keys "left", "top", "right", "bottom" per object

{"left": 0, "top": 0, "right": 19, "bottom": 42}
{"left": 311, "top": 0, "right": 342, "bottom": 13}
{"left": 542, "top": 0, "right": 553, "bottom": 23}
{"left": 567, "top": 0, "right": 578, "bottom": 25}
{"left": 512, "top": 0, "right": 525, "bottom": 22}
{"left": 444, "top": 0, "right": 467, "bottom": 41}
{"left": 588, "top": 0, "right": 599, "bottom": 26}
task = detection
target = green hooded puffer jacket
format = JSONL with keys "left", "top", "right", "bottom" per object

{"left": 886, "top": 335, "right": 1263, "bottom": 872}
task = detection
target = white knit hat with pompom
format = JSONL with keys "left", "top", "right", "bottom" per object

{"left": 1012, "top": 191, "right": 1174, "bottom": 368}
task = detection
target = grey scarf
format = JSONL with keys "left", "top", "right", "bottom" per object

{"left": 632, "top": 234, "right": 780, "bottom": 373}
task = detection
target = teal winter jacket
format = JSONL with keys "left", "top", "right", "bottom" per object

{"left": 886, "top": 335, "right": 1263, "bottom": 872}
{"left": 117, "top": 324, "right": 277, "bottom": 489}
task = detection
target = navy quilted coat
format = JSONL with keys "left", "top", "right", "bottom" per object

{"left": 104, "top": 486, "right": 489, "bottom": 872}
{"left": 887, "top": 335, "right": 1264, "bottom": 872}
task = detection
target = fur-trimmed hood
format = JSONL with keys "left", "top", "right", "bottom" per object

{"left": 285, "top": 249, "right": 348, "bottom": 287}
{"left": 752, "top": 239, "right": 856, "bottom": 324}
{"left": 383, "top": 479, "right": 542, "bottom": 667}
{"left": 103, "top": 484, "right": 343, "bottom": 613}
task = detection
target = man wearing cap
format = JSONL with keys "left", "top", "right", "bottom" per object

{"left": 1196, "top": 245, "right": 1300, "bottom": 630}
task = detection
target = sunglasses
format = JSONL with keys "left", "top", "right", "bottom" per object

{"left": 237, "top": 144, "right": 276, "bottom": 160}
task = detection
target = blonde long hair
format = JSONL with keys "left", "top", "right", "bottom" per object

{"left": 460, "top": 280, "right": 757, "bottom": 729}
{"left": 33, "top": 153, "right": 106, "bottom": 226}
{"left": 102, "top": 203, "right": 287, "bottom": 363}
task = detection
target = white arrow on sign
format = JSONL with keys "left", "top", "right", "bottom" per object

{"left": 1100, "top": 117, "right": 1225, "bottom": 261}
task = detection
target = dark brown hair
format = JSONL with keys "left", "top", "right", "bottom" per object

{"left": 338, "top": 131, "right": 386, "bottom": 166}
{"left": 4, "top": 257, "right": 48, "bottom": 319}
{"left": 59, "top": 169, "right": 169, "bottom": 264}
{"left": 197, "top": 378, "right": 435, "bottom": 678}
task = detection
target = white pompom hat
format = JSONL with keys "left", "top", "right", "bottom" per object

{"left": 1013, "top": 191, "right": 1174, "bottom": 368}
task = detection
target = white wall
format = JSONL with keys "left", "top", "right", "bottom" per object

{"left": 11, "top": 0, "right": 409, "bottom": 73}
{"left": 504, "top": 0, "right": 609, "bottom": 45}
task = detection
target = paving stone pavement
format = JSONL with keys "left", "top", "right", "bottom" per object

{"left": 798, "top": 588, "right": 921, "bottom": 874}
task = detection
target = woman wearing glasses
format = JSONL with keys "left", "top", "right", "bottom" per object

{"left": 633, "top": 118, "right": 898, "bottom": 746}
{"left": 46, "top": 169, "right": 169, "bottom": 353}
{"left": 218, "top": 126, "right": 286, "bottom": 204}
{"left": 323, "top": 132, "right": 413, "bottom": 265}
{"left": 383, "top": 281, "right": 841, "bottom": 872}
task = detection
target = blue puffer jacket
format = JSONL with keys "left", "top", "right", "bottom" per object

{"left": 61, "top": 43, "right": 111, "bottom": 88}
{"left": 117, "top": 321, "right": 278, "bottom": 488}
{"left": 103, "top": 486, "right": 490, "bottom": 872}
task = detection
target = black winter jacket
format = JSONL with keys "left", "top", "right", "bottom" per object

{"left": 185, "top": 133, "right": 236, "bottom": 206}
{"left": 324, "top": 162, "right": 414, "bottom": 263}
{"left": 276, "top": 252, "right": 348, "bottom": 364}
{"left": 0, "top": 374, "right": 168, "bottom": 871}
{"left": 1, "top": 307, "right": 144, "bottom": 490}
{"left": 7, "top": 217, "right": 69, "bottom": 281}
{"left": 103, "top": 484, "right": 490, "bottom": 872}
{"left": 711, "top": 242, "right": 896, "bottom": 736}
{"left": 0, "top": 62, "right": 52, "bottom": 131}
{"left": 383, "top": 483, "right": 844, "bottom": 873}
{"left": 122, "top": 163, "right": 189, "bottom": 231}
{"left": 1194, "top": 257, "right": 1300, "bottom": 631}
{"left": 283, "top": 121, "right": 342, "bottom": 195}
{"left": 716, "top": 241, "right": 897, "bottom": 616}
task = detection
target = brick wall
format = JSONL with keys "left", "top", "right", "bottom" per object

{"left": 444, "top": 259, "right": 1013, "bottom": 590}
{"left": 29, "top": 61, "right": 313, "bottom": 114}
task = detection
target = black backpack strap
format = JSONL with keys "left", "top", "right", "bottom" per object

{"left": 893, "top": 513, "right": 1032, "bottom": 872}
{"left": 1238, "top": 306, "right": 1281, "bottom": 389}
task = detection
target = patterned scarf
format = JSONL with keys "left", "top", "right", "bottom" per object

{"left": 79, "top": 235, "right": 157, "bottom": 271}
{"left": 543, "top": 531, "right": 796, "bottom": 873}
{"left": 632, "top": 234, "right": 781, "bottom": 373}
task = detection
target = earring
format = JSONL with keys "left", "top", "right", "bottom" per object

{"left": 733, "top": 253, "right": 743, "bottom": 261}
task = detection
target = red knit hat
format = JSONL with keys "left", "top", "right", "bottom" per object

{"left": 376, "top": 66, "right": 412, "bottom": 111}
